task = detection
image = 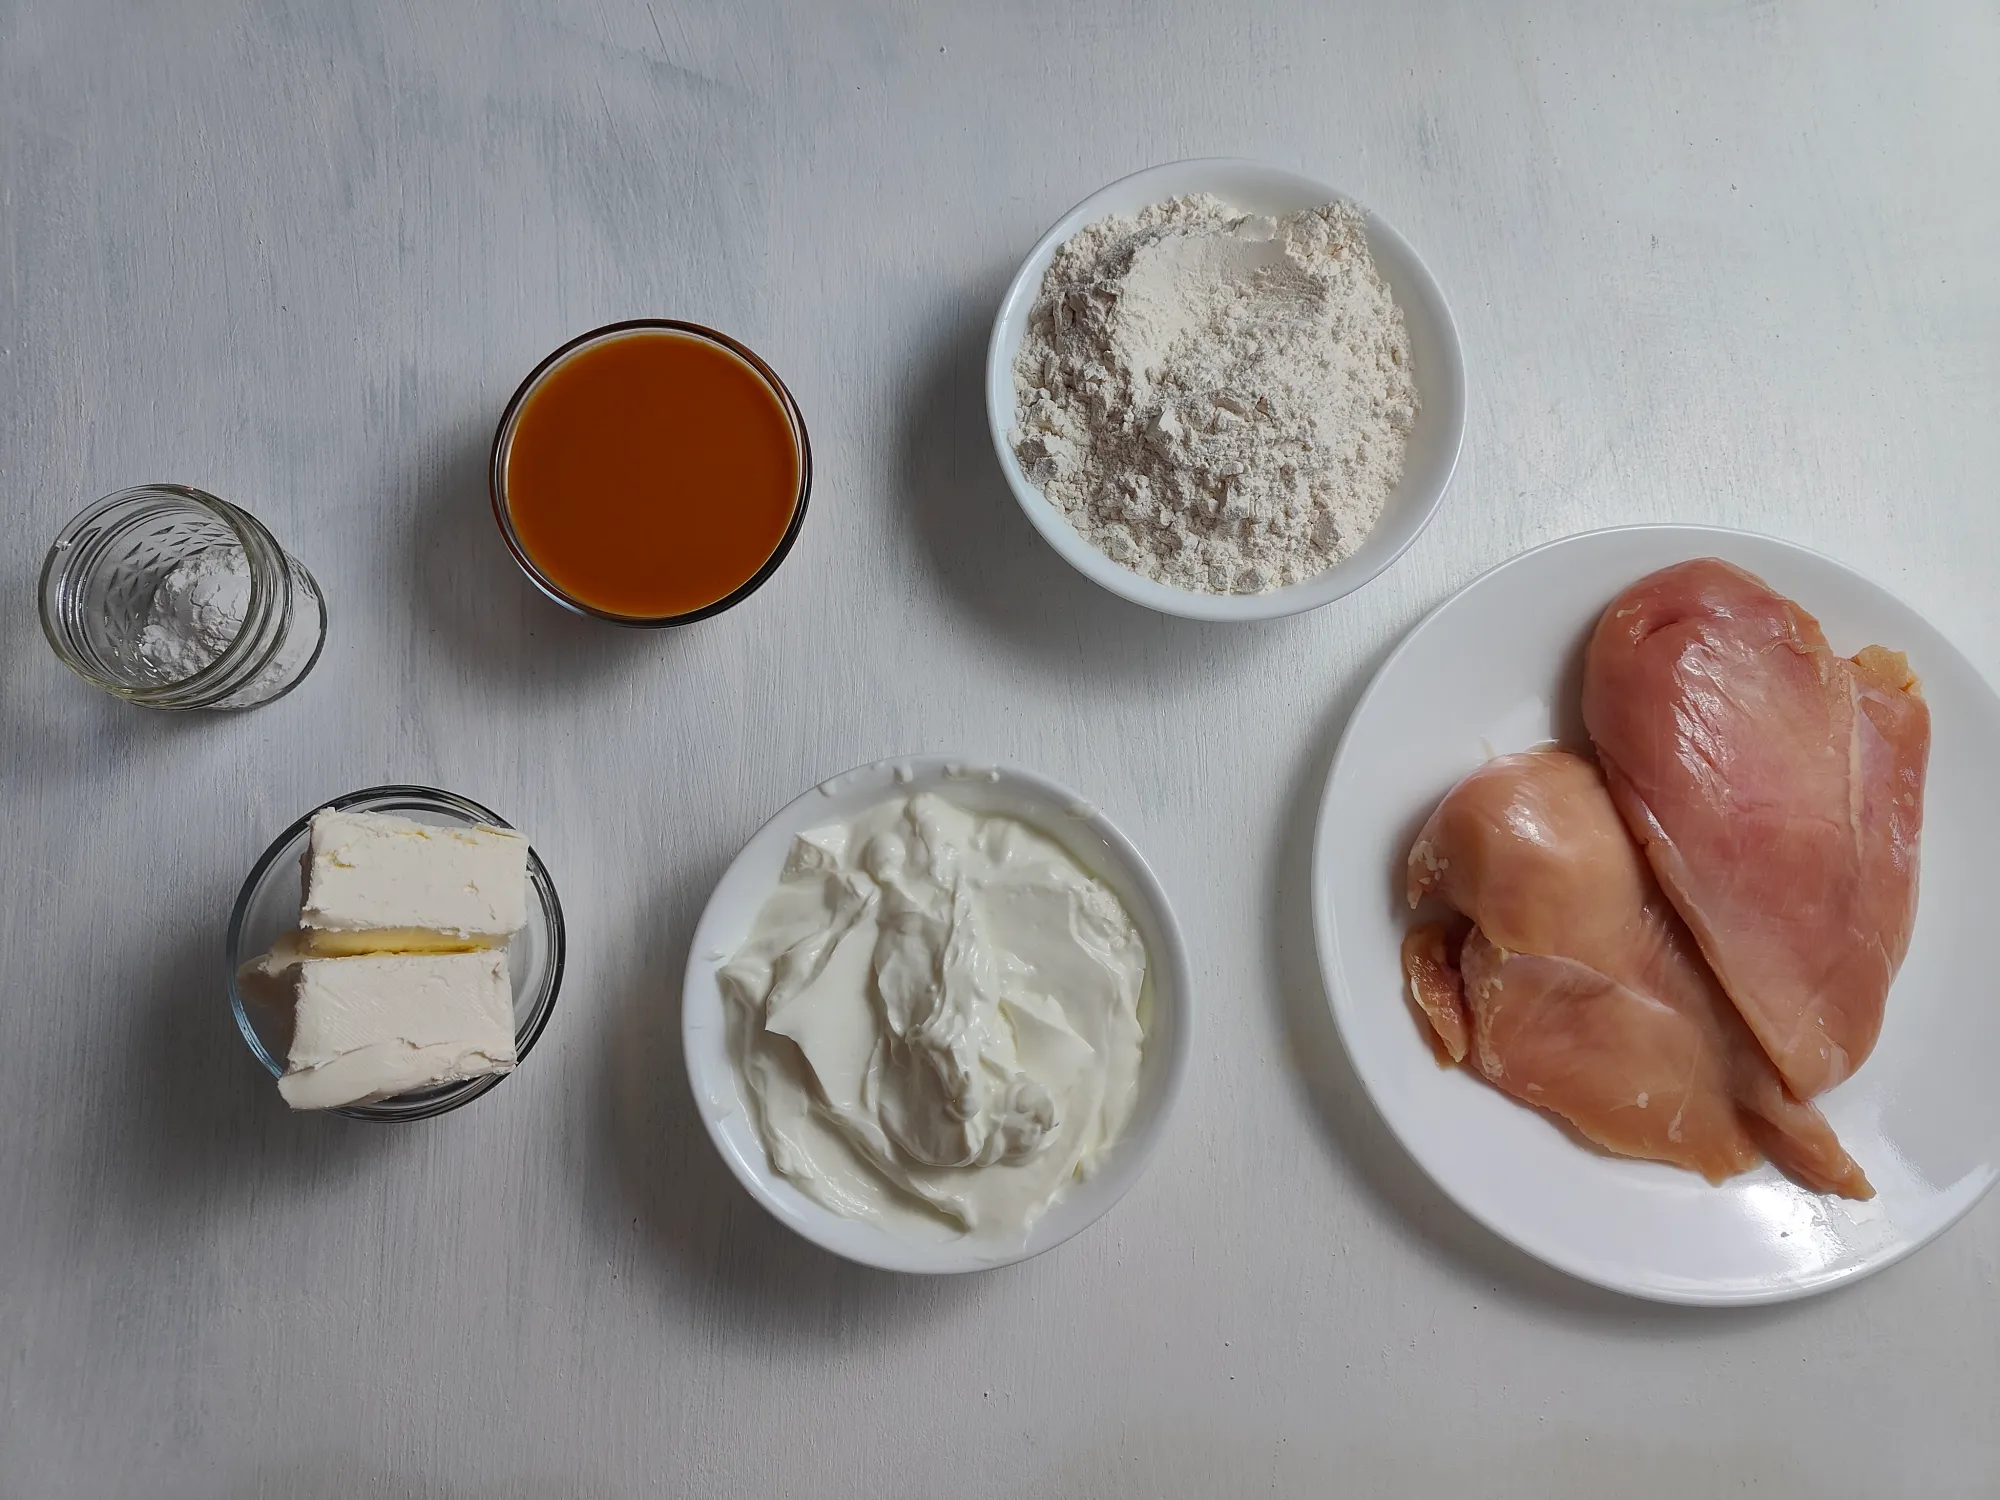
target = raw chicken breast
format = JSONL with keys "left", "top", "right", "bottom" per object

{"left": 1582, "top": 558, "right": 1929, "bottom": 1099}
{"left": 1405, "top": 750, "right": 1870, "bottom": 1197}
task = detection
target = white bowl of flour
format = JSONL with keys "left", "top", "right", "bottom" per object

{"left": 988, "top": 158, "right": 1465, "bottom": 622}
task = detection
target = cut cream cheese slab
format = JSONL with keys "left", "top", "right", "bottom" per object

{"left": 275, "top": 949, "right": 516, "bottom": 1110}
{"left": 299, "top": 809, "right": 529, "bottom": 954}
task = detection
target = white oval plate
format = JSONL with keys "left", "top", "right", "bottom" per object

{"left": 682, "top": 755, "right": 1193, "bottom": 1274}
{"left": 1312, "top": 525, "right": 2000, "bottom": 1304}
{"left": 986, "top": 157, "right": 1466, "bottom": 622}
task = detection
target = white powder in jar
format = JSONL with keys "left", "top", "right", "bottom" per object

{"left": 1011, "top": 193, "right": 1418, "bottom": 595}
{"left": 136, "top": 547, "right": 254, "bottom": 680}
{"left": 135, "top": 546, "right": 317, "bottom": 698}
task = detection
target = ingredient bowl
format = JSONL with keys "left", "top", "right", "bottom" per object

{"left": 681, "top": 755, "right": 1193, "bottom": 1273}
{"left": 987, "top": 157, "right": 1465, "bottom": 623}
{"left": 490, "top": 319, "right": 812, "bottom": 627}
{"left": 226, "top": 785, "right": 565, "bottom": 1122}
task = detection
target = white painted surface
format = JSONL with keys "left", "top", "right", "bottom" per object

{"left": 2, "top": 2, "right": 1996, "bottom": 1495}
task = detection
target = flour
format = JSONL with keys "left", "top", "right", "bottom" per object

{"left": 1011, "top": 194, "right": 1418, "bottom": 594}
{"left": 136, "top": 545, "right": 317, "bottom": 699}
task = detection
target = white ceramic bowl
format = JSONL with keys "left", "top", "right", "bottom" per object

{"left": 986, "top": 157, "right": 1466, "bottom": 622}
{"left": 681, "top": 755, "right": 1193, "bottom": 1273}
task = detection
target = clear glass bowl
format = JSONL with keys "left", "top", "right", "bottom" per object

{"left": 39, "top": 484, "right": 327, "bottom": 709}
{"left": 488, "top": 319, "right": 812, "bottom": 627}
{"left": 226, "top": 785, "right": 565, "bottom": 1122}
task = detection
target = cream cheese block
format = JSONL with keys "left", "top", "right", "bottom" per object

{"left": 298, "top": 808, "right": 529, "bottom": 955}
{"left": 274, "top": 949, "right": 517, "bottom": 1110}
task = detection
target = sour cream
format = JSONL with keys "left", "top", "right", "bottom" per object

{"left": 719, "top": 792, "right": 1148, "bottom": 1239}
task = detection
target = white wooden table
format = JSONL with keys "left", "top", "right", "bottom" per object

{"left": 5, "top": 3, "right": 1997, "bottom": 1495}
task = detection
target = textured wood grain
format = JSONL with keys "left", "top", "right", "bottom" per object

{"left": 3, "top": 1, "right": 1998, "bottom": 1496}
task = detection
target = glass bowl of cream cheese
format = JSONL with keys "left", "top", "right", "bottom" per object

{"left": 681, "top": 755, "right": 1193, "bottom": 1273}
{"left": 226, "top": 785, "right": 566, "bottom": 1121}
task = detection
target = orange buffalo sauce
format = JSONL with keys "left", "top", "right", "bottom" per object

{"left": 500, "top": 327, "right": 803, "bottom": 620}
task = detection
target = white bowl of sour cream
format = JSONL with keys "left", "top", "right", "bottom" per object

{"left": 681, "top": 755, "right": 1193, "bottom": 1274}
{"left": 986, "top": 157, "right": 1466, "bottom": 622}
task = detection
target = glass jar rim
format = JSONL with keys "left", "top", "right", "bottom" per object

{"left": 488, "top": 319, "right": 813, "bottom": 628}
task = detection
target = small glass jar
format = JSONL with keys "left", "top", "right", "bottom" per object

{"left": 39, "top": 484, "right": 327, "bottom": 710}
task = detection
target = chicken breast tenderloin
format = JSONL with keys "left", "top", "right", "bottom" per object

{"left": 1404, "top": 750, "right": 1870, "bottom": 1198}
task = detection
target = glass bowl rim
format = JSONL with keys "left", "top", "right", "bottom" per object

{"left": 225, "top": 783, "right": 566, "bottom": 1122}
{"left": 487, "top": 317, "right": 813, "bottom": 628}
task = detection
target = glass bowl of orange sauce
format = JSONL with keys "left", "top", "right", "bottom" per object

{"left": 490, "top": 320, "right": 810, "bottom": 626}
